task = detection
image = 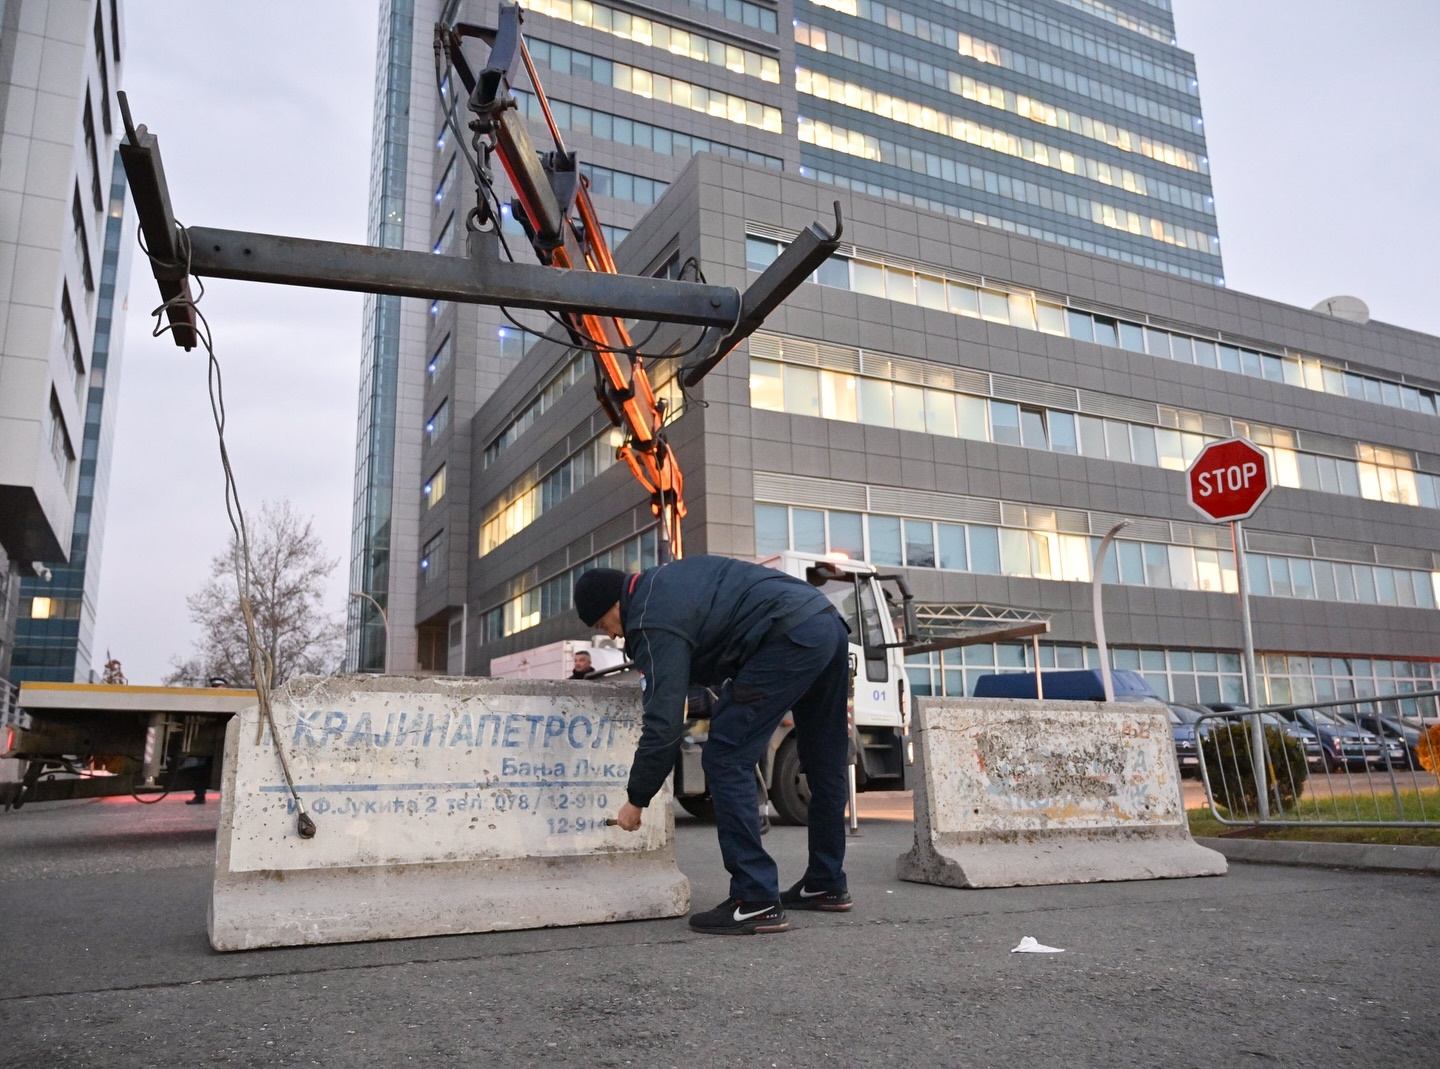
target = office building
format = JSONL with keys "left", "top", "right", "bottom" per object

{"left": 11, "top": 152, "right": 133, "bottom": 683}
{"left": 0, "top": 2, "right": 130, "bottom": 701}
{"left": 470, "top": 154, "right": 1440, "bottom": 708}
{"left": 349, "top": 0, "right": 1222, "bottom": 673}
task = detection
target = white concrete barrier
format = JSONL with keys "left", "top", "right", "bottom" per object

{"left": 209, "top": 675, "right": 689, "bottom": 950}
{"left": 897, "top": 698, "right": 1226, "bottom": 888}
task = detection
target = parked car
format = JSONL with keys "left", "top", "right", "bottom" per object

{"left": 1333, "top": 710, "right": 1421, "bottom": 770}
{"left": 1196, "top": 704, "right": 1325, "bottom": 769}
{"left": 1269, "top": 707, "right": 1384, "bottom": 772}
{"left": 1164, "top": 705, "right": 1201, "bottom": 777}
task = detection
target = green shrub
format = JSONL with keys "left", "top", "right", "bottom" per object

{"left": 1201, "top": 722, "right": 1308, "bottom": 818}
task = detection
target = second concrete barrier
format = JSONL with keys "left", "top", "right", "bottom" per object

{"left": 897, "top": 697, "right": 1226, "bottom": 888}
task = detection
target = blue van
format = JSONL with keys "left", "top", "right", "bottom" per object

{"left": 971, "top": 669, "right": 1160, "bottom": 702}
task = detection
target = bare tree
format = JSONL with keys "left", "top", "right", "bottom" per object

{"left": 165, "top": 501, "right": 344, "bottom": 688}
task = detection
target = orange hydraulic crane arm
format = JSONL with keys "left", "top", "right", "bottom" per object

{"left": 440, "top": 6, "right": 685, "bottom": 558}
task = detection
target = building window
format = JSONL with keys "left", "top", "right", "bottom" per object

{"left": 93, "top": 8, "right": 112, "bottom": 134}
{"left": 426, "top": 398, "right": 450, "bottom": 446}
{"left": 421, "top": 530, "right": 446, "bottom": 586}
{"left": 60, "top": 291, "right": 84, "bottom": 397}
{"left": 580, "top": 163, "right": 668, "bottom": 206}
{"left": 48, "top": 392, "right": 75, "bottom": 478}
{"left": 480, "top": 429, "right": 620, "bottom": 553}
{"left": 760, "top": 234, "right": 1439, "bottom": 419}
{"left": 433, "top": 213, "right": 454, "bottom": 254}
{"left": 83, "top": 94, "right": 102, "bottom": 210}
{"left": 424, "top": 464, "right": 447, "bottom": 509}
{"left": 681, "top": 0, "right": 775, "bottom": 33}
{"left": 528, "top": 0, "right": 780, "bottom": 82}
{"left": 526, "top": 38, "right": 781, "bottom": 134}
{"left": 72, "top": 190, "right": 94, "bottom": 293}
{"left": 480, "top": 529, "right": 662, "bottom": 640}
{"left": 483, "top": 346, "right": 583, "bottom": 465}
{"left": 513, "top": 90, "right": 783, "bottom": 170}
{"left": 427, "top": 335, "right": 453, "bottom": 386}
{"left": 434, "top": 155, "right": 455, "bottom": 205}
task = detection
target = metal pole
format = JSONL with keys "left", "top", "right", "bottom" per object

{"left": 1232, "top": 520, "right": 1269, "bottom": 820}
{"left": 1032, "top": 634, "right": 1044, "bottom": 699}
{"left": 1091, "top": 520, "right": 1130, "bottom": 703}
{"left": 350, "top": 591, "right": 391, "bottom": 675}
{"left": 847, "top": 763, "right": 860, "bottom": 835}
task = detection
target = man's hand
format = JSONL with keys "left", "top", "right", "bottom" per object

{"left": 615, "top": 801, "right": 643, "bottom": 831}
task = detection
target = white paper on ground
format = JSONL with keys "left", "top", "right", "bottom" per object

{"left": 1011, "top": 936, "right": 1064, "bottom": 953}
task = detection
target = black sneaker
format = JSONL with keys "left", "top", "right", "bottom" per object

{"left": 688, "top": 898, "right": 788, "bottom": 935}
{"left": 780, "top": 879, "right": 853, "bottom": 912}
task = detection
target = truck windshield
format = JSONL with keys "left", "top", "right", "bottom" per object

{"left": 810, "top": 574, "right": 858, "bottom": 631}
{"left": 808, "top": 571, "right": 887, "bottom": 682}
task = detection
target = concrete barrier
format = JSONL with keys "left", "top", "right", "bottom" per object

{"left": 209, "top": 675, "right": 689, "bottom": 950}
{"left": 897, "top": 698, "right": 1226, "bottom": 888}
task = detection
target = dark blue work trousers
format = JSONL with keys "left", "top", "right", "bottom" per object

{"left": 700, "top": 610, "right": 851, "bottom": 902}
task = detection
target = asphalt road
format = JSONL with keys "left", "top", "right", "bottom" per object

{"left": 1, "top": 794, "right": 1437, "bottom": 1069}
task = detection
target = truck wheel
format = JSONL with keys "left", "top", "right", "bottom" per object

{"left": 676, "top": 794, "right": 715, "bottom": 821}
{"left": 769, "top": 738, "right": 810, "bottom": 826}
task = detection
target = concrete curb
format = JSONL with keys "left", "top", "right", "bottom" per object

{"left": 1196, "top": 836, "right": 1440, "bottom": 875}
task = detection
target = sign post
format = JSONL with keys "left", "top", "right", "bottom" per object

{"left": 1186, "top": 438, "right": 1273, "bottom": 818}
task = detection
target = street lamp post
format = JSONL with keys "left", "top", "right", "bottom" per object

{"left": 349, "top": 591, "right": 391, "bottom": 675}
{"left": 1091, "top": 520, "right": 1130, "bottom": 703}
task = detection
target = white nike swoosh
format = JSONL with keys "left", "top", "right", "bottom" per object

{"left": 799, "top": 888, "right": 830, "bottom": 899}
{"left": 732, "top": 905, "right": 773, "bottom": 921}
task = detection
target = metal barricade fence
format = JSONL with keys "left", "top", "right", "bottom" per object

{"left": 1195, "top": 689, "right": 1440, "bottom": 827}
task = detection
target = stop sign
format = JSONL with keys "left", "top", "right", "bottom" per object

{"left": 1187, "top": 437, "right": 1272, "bottom": 522}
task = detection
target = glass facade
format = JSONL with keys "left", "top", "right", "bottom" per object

{"left": 798, "top": 0, "right": 1222, "bottom": 283}
{"left": 347, "top": 0, "right": 414, "bottom": 672}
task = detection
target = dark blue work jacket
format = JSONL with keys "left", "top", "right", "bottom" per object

{"left": 619, "top": 555, "right": 834, "bottom": 806}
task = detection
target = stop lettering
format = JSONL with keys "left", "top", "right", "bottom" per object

{"left": 1186, "top": 438, "right": 1272, "bottom": 522}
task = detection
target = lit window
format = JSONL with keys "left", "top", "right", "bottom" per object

{"left": 749, "top": 360, "right": 784, "bottom": 411}
{"left": 31, "top": 597, "right": 53, "bottom": 619}
{"left": 424, "top": 465, "right": 447, "bottom": 508}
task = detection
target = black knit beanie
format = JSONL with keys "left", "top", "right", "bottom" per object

{"left": 574, "top": 568, "right": 626, "bottom": 627}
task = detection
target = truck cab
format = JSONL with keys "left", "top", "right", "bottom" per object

{"left": 673, "top": 551, "right": 915, "bottom": 825}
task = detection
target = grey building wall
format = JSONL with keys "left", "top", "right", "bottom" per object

{"left": 465, "top": 155, "right": 1440, "bottom": 704}
{"left": 356, "top": 0, "right": 1226, "bottom": 675}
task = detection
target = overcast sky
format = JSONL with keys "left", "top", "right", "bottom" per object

{"left": 90, "top": 1, "right": 1440, "bottom": 684}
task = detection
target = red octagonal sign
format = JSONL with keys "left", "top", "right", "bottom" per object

{"left": 1187, "top": 437, "right": 1272, "bottom": 522}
